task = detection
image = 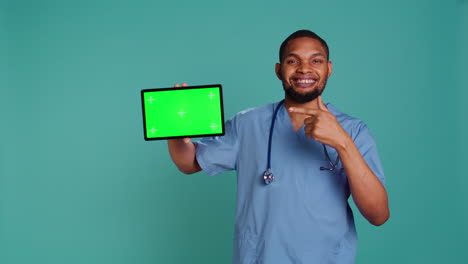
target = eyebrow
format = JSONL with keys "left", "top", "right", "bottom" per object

{"left": 285, "top": 52, "right": 326, "bottom": 59}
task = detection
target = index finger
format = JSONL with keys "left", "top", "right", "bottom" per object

{"left": 317, "top": 96, "right": 330, "bottom": 112}
{"left": 288, "top": 107, "right": 319, "bottom": 116}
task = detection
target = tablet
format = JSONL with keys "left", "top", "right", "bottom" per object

{"left": 141, "top": 84, "right": 225, "bottom": 140}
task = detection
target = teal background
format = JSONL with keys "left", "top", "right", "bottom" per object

{"left": 1, "top": 0, "right": 467, "bottom": 263}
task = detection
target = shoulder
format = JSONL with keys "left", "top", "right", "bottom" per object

{"left": 230, "top": 102, "right": 278, "bottom": 122}
{"left": 326, "top": 103, "right": 369, "bottom": 140}
{"left": 221, "top": 102, "right": 278, "bottom": 137}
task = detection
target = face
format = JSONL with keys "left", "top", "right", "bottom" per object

{"left": 275, "top": 37, "right": 333, "bottom": 103}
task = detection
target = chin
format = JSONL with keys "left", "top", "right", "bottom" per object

{"left": 284, "top": 85, "right": 323, "bottom": 103}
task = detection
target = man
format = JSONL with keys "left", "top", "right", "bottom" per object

{"left": 168, "top": 30, "right": 389, "bottom": 264}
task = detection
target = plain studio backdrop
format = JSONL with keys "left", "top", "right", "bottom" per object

{"left": 1, "top": 0, "right": 467, "bottom": 263}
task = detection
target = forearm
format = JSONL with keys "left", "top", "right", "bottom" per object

{"left": 336, "top": 136, "right": 389, "bottom": 226}
{"left": 167, "top": 139, "right": 201, "bottom": 174}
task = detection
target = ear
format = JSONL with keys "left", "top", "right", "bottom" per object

{"left": 327, "top": 61, "right": 333, "bottom": 78}
{"left": 275, "top": 63, "right": 282, "bottom": 80}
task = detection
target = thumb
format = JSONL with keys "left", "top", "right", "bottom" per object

{"left": 183, "top": 137, "right": 191, "bottom": 144}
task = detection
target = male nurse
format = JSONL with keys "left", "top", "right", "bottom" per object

{"left": 167, "top": 30, "right": 389, "bottom": 264}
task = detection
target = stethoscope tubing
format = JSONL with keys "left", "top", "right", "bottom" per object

{"left": 263, "top": 100, "right": 343, "bottom": 184}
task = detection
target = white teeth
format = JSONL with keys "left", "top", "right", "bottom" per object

{"left": 295, "top": 79, "right": 315, "bottom": 84}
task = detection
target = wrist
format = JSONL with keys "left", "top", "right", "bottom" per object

{"left": 335, "top": 134, "right": 353, "bottom": 153}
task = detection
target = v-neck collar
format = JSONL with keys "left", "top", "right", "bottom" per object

{"left": 277, "top": 102, "right": 304, "bottom": 135}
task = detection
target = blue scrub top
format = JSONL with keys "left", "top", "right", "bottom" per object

{"left": 195, "top": 102, "right": 385, "bottom": 264}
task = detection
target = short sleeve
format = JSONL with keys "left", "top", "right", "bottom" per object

{"left": 352, "top": 122, "right": 386, "bottom": 186}
{"left": 194, "top": 115, "right": 239, "bottom": 176}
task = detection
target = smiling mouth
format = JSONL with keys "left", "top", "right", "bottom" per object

{"left": 292, "top": 78, "right": 317, "bottom": 87}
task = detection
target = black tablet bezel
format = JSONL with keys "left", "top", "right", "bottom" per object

{"left": 141, "top": 84, "right": 225, "bottom": 141}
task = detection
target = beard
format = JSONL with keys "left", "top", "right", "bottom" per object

{"left": 282, "top": 81, "right": 327, "bottom": 103}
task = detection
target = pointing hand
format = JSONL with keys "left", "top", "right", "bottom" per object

{"left": 288, "top": 96, "right": 349, "bottom": 149}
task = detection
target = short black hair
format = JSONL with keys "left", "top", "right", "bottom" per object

{"left": 279, "top": 30, "right": 329, "bottom": 62}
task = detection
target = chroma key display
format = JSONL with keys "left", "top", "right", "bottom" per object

{"left": 141, "top": 84, "right": 225, "bottom": 140}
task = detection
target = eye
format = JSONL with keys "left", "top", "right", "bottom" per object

{"left": 312, "top": 59, "right": 323, "bottom": 64}
{"left": 286, "top": 59, "right": 298, "bottom": 64}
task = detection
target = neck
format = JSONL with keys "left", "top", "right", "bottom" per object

{"left": 283, "top": 97, "right": 320, "bottom": 110}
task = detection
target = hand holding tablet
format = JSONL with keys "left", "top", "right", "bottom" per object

{"left": 141, "top": 83, "right": 225, "bottom": 141}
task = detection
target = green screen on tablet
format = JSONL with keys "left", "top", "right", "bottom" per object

{"left": 141, "top": 84, "right": 225, "bottom": 140}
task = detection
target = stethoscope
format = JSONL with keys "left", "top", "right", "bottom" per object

{"left": 263, "top": 100, "right": 344, "bottom": 185}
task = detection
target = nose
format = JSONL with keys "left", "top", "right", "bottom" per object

{"left": 296, "top": 63, "right": 312, "bottom": 74}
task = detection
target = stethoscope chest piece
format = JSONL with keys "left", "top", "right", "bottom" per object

{"left": 263, "top": 101, "right": 284, "bottom": 185}
{"left": 263, "top": 168, "right": 274, "bottom": 184}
